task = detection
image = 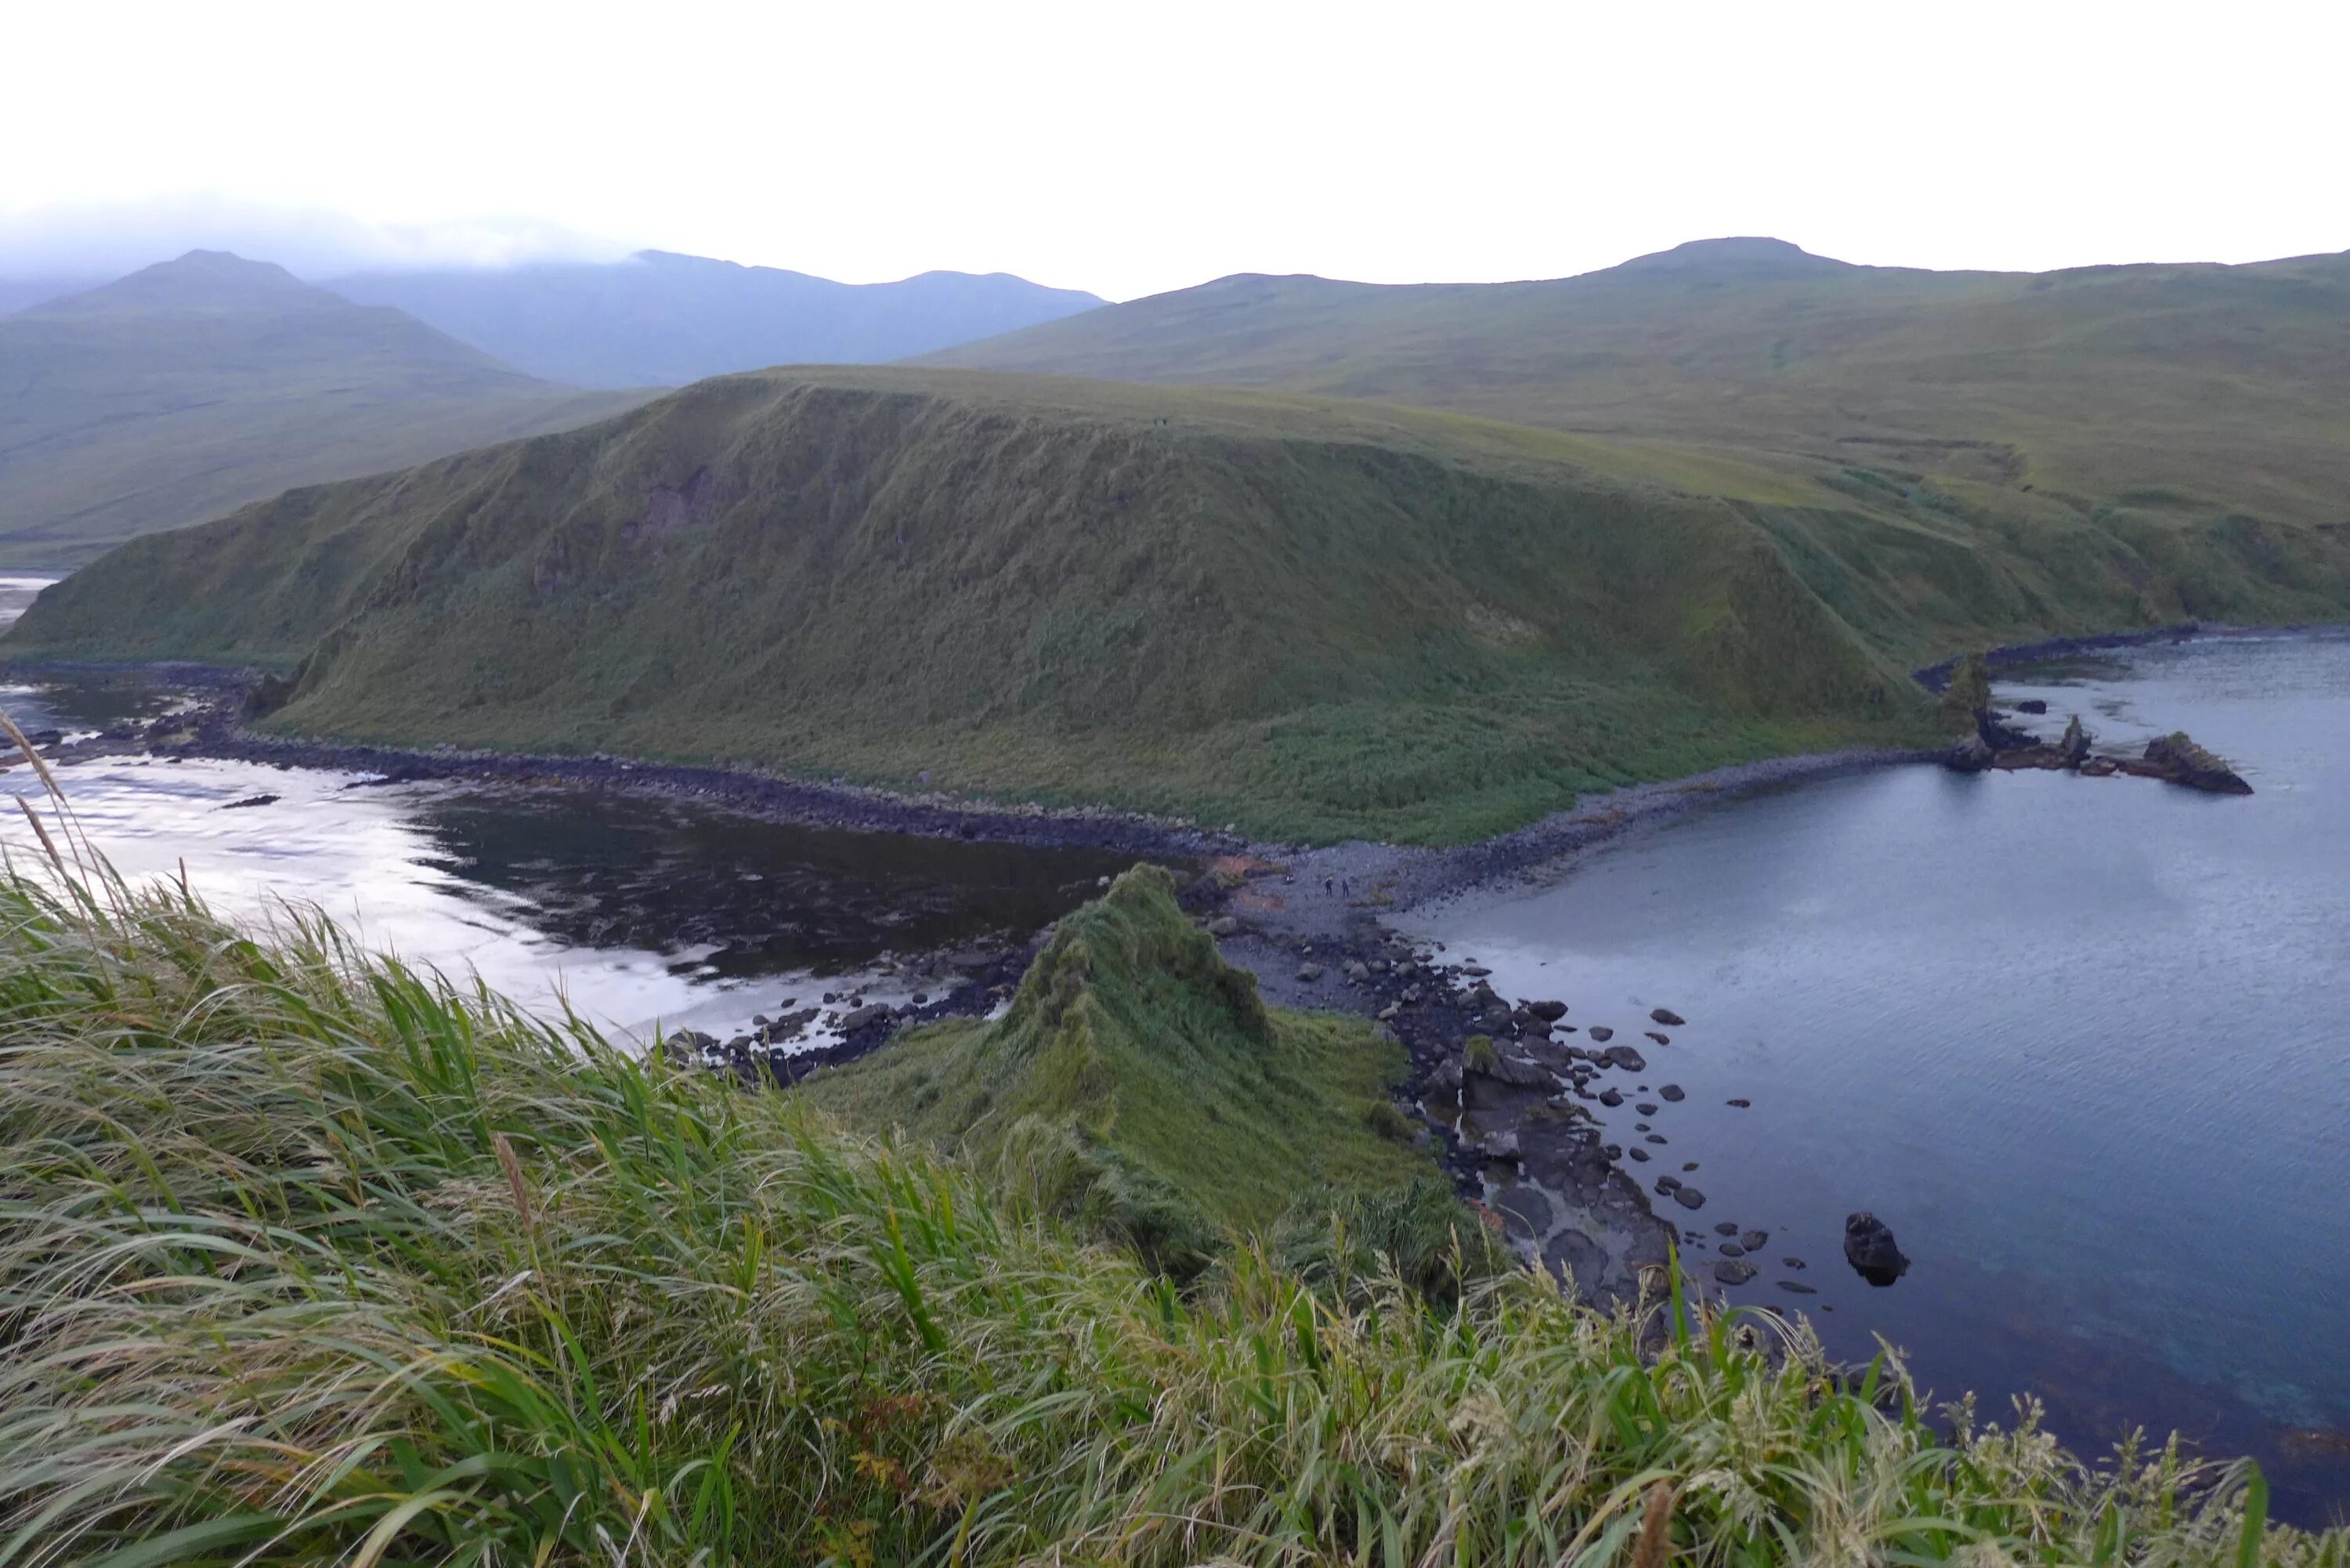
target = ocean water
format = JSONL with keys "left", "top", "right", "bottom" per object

{"left": 1405, "top": 632, "right": 2350, "bottom": 1523}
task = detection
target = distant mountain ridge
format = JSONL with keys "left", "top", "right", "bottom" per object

{"left": 924, "top": 236, "right": 2350, "bottom": 529}
{"left": 0, "top": 251, "right": 645, "bottom": 566}
{"left": 325, "top": 250, "right": 1105, "bottom": 387}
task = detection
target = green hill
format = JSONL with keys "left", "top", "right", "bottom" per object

{"left": 0, "top": 251, "right": 647, "bottom": 567}
{"left": 924, "top": 237, "right": 2350, "bottom": 532}
{"left": 14, "top": 363, "right": 2350, "bottom": 840}
{"left": 799, "top": 864, "right": 1430, "bottom": 1270}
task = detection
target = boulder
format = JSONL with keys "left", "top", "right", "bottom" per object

{"left": 1650, "top": 1008, "right": 1686, "bottom": 1027}
{"left": 1528, "top": 999, "right": 1569, "bottom": 1022}
{"left": 1206, "top": 916, "right": 1242, "bottom": 937}
{"left": 1672, "top": 1186, "right": 1707, "bottom": 1210}
{"left": 1481, "top": 1053, "right": 1556, "bottom": 1089}
{"left": 1658, "top": 1084, "right": 1685, "bottom": 1102}
{"left": 1741, "top": 1230, "right": 1769, "bottom": 1251}
{"left": 2014, "top": 698, "right": 2049, "bottom": 715}
{"left": 1587, "top": 1025, "right": 1614, "bottom": 1042}
{"left": 1944, "top": 733, "right": 1995, "bottom": 773}
{"left": 1843, "top": 1212, "right": 1911, "bottom": 1285}
{"left": 1603, "top": 1045, "right": 1647, "bottom": 1072}
{"left": 837, "top": 1003, "right": 894, "bottom": 1034}
{"left": 1712, "top": 1259, "right": 1759, "bottom": 1285}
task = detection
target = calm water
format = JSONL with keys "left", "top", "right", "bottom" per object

{"left": 1408, "top": 631, "right": 2350, "bottom": 1523}
{"left": 0, "top": 578, "right": 1140, "bottom": 1048}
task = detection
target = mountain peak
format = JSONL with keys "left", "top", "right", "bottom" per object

{"left": 1611, "top": 237, "right": 1851, "bottom": 277}
{"left": 34, "top": 249, "right": 334, "bottom": 316}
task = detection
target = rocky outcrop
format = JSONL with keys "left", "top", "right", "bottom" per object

{"left": 2134, "top": 732, "right": 2254, "bottom": 794}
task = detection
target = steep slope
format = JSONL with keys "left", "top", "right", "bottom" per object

{"left": 800, "top": 864, "right": 1430, "bottom": 1267}
{"left": 0, "top": 251, "right": 647, "bottom": 566}
{"left": 18, "top": 367, "right": 2350, "bottom": 839}
{"left": 925, "top": 238, "right": 2350, "bottom": 530}
{"left": 326, "top": 249, "right": 1104, "bottom": 386}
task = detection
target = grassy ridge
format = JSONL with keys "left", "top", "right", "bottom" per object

{"left": 5, "top": 367, "right": 1932, "bottom": 842}
{"left": 800, "top": 865, "right": 1434, "bottom": 1270}
{"left": 15, "top": 359, "right": 2350, "bottom": 840}
{"left": 0, "top": 815, "right": 2336, "bottom": 1563}
{"left": 925, "top": 239, "right": 2350, "bottom": 532}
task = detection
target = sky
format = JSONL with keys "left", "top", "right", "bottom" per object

{"left": 4, "top": 0, "right": 2344, "bottom": 301}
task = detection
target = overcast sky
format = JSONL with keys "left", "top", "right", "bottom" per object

{"left": 5, "top": 0, "right": 2342, "bottom": 301}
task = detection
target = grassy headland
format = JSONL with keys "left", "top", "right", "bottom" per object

{"left": 0, "top": 810, "right": 2334, "bottom": 1563}
{"left": 799, "top": 865, "right": 1434, "bottom": 1272}
{"left": 21, "top": 359, "right": 2350, "bottom": 843}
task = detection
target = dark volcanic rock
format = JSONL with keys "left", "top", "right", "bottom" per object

{"left": 1741, "top": 1230, "right": 1768, "bottom": 1251}
{"left": 1726, "top": 1097, "right": 1751, "bottom": 1107}
{"left": 2140, "top": 732, "right": 2254, "bottom": 795}
{"left": 1843, "top": 1212, "right": 1911, "bottom": 1285}
{"left": 1603, "top": 1045, "right": 1647, "bottom": 1072}
{"left": 1776, "top": 1281, "right": 1819, "bottom": 1295}
{"left": 1587, "top": 1025, "right": 1614, "bottom": 1042}
{"left": 1672, "top": 1186, "right": 1706, "bottom": 1210}
{"left": 1658, "top": 1084, "right": 1684, "bottom": 1102}
{"left": 1944, "top": 733, "right": 1994, "bottom": 773}
{"left": 1627, "top": 1147, "right": 1650, "bottom": 1162}
{"left": 1650, "top": 1008, "right": 1686, "bottom": 1027}
{"left": 2015, "top": 699, "right": 2049, "bottom": 715}
{"left": 1712, "top": 1259, "right": 1758, "bottom": 1284}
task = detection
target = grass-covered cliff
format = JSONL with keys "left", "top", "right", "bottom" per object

{"left": 0, "top": 818, "right": 2334, "bottom": 1563}
{"left": 799, "top": 865, "right": 1432, "bottom": 1270}
{"left": 13, "top": 365, "right": 2350, "bottom": 840}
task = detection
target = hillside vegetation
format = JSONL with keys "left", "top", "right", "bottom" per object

{"left": 801, "top": 865, "right": 1434, "bottom": 1271}
{"left": 927, "top": 237, "right": 2350, "bottom": 533}
{"left": 328, "top": 247, "right": 1104, "bottom": 387}
{"left": 17, "top": 363, "right": 2350, "bottom": 839}
{"left": 0, "top": 811, "right": 2332, "bottom": 1564}
{"left": 0, "top": 251, "right": 645, "bottom": 566}
{"left": 4, "top": 367, "right": 1940, "bottom": 841}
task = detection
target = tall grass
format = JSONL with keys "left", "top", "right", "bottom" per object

{"left": 0, "top": 775, "right": 2339, "bottom": 1563}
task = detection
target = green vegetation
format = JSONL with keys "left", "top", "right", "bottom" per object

{"left": 927, "top": 237, "right": 2350, "bottom": 533}
{"left": 1, "top": 798, "right": 2337, "bottom": 1564}
{"left": 799, "top": 865, "right": 1429, "bottom": 1271}
{"left": 7, "top": 366, "right": 1947, "bottom": 842}
{"left": 1940, "top": 653, "right": 1993, "bottom": 731}
{"left": 0, "top": 251, "right": 645, "bottom": 566}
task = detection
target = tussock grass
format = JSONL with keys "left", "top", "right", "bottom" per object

{"left": 0, "top": 785, "right": 2339, "bottom": 1563}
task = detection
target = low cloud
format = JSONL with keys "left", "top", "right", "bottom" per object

{"left": 0, "top": 197, "right": 638, "bottom": 281}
